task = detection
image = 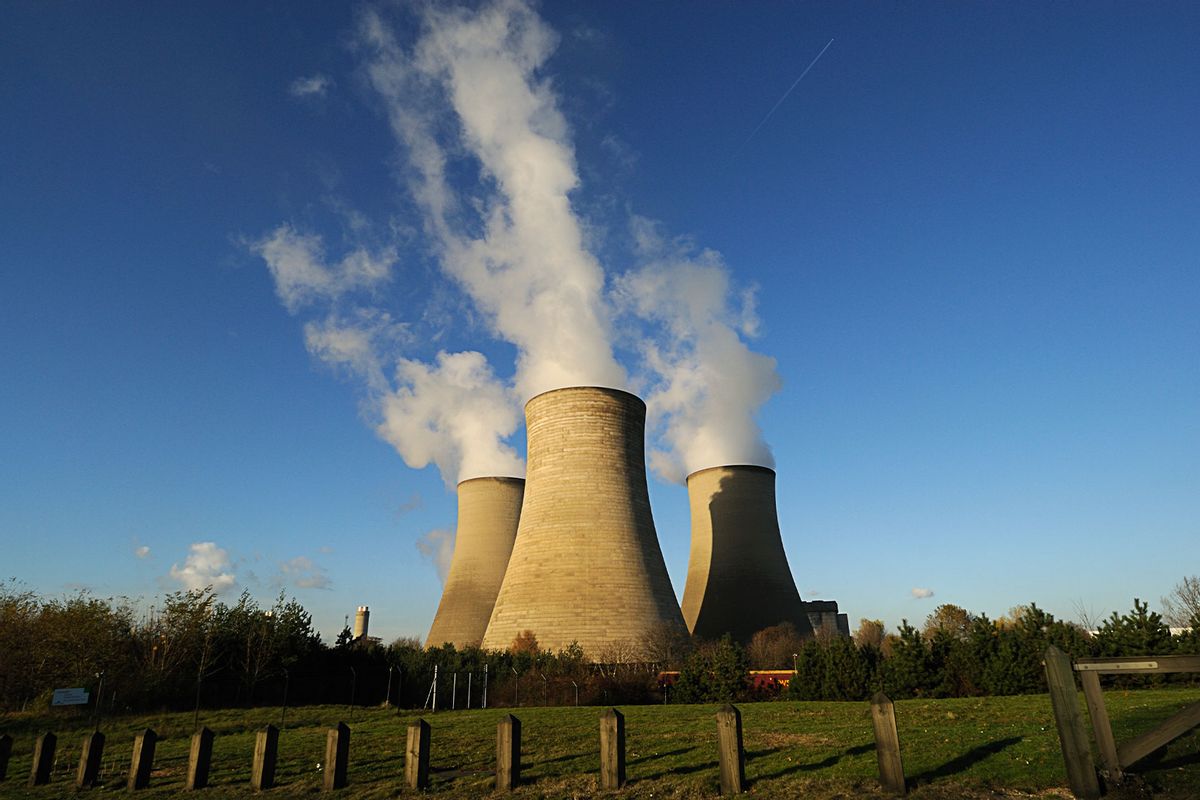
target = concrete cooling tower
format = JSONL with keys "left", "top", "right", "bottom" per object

{"left": 680, "top": 465, "right": 815, "bottom": 643}
{"left": 481, "top": 387, "right": 688, "bottom": 656}
{"left": 425, "top": 476, "right": 525, "bottom": 649}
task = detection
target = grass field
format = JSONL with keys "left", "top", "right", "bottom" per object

{"left": 2, "top": 689, "right": 1198, "bottom": 798}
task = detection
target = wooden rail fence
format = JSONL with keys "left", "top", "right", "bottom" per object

{"left": 1044, "top": 646, "right": 1200, "bottom": 799}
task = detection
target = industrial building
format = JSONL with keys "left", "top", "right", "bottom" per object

{"left": 481, "top": 386, "right": 688, "bottom": 656}
{"left": 681, "top": 465, "right": 817, "bottom": 643}
{"left": 425, "top": 476, "right": 525, "bottom": 649}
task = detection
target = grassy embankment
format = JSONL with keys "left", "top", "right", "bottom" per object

{"left": 2, "top": 689, "right": 1198, "bottom": 798}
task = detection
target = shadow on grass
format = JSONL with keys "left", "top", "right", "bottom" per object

{"left": 1132, "top": 731, "right": 1200, "bottom": 773}
{"left": 752, "top": 741, "right": 876, "bottom": 781}
{"left": 908, "top": 735, "right": 1024, "bottom": 786}
{"left": 628, "top": 745, "right": 698, "bottom": 766}
{"left": 639, "top": 758, "right": 719, "bottom": 780}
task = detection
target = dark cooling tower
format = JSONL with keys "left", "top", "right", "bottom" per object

{"left": 481, "top": 387, "right": 687, "bottom": 657}
{"left": 425, "top": 476, "right": 525, "bottom": 649}
{"left": 680, "top": 465, "right": 814, "bottom": 643}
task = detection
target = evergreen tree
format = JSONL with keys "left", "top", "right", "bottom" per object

{"left": 882, "top": 621, "right": 935, "bottom": 698}
{"left": 673, "top": 635, "right": 749, "bottom": 703}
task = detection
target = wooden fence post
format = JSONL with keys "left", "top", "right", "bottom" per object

{"left": 251, "top": 724, "right": 279, "bottom": 791}
{"left": 75, "top": 730, "right": 105, "bottom": 789}
{"left": 1078, "top": 670, "right": 1121, "bottom": 781}
{"left": 127, "top": 728, "right": 157, "bottom": 790}
{"left": 600, "top": 707, "right": 626, "bottom": 789}
{"left": 405, "top": 719, "right": 431, "bottom": 790}
{"left": 28, "top": 732, "right": 55, "bottom": 787}
{"left": 496, "top": 714, "right": 521, "bottom": 791}
{"left": 0, "top": 732, "right": 11, "bottom": 782}
{"left": 715, "top": 704, "right": 745, "bottom": 795}
{"left": 870, "top": 692, "right": 906, "bottom": 795}
{"left": 1043, "top": 645, "right": 1101, "bottom": 800}
{"left": 187, "top": 727, "right": 214, "bottom": 790}
{"left": 324, "top": 722, "right": 350, "bottom": 790}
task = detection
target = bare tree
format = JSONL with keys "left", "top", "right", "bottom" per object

{"left": 747, "top": 623, "right": 805, "bottom": 668}
{"left": 637, "top": 621, "right": 692, "bottom": 670}
{"left": 1162, "top": 576, "right": 1200, "bottom": 628}
{"left": 1071, "top": 598, "right": 1101, "bottom": 633}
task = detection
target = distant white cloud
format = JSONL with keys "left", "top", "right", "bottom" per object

{"left": 134, "top": 545, "right": 151, "bottom": 559}
{"left": 290, "top": 74, "right": 333, "bottom": 98}
{"left": 911, "top": 587, "right": 935, "bottom": 600}
{"left": 169, "top": 542, "right": 236, "bottom": 593}
{"left": 279, "top": 556, "right": 331, "bottom": 590}
{"left": 416, "top": 528, "right": 455, "bottom": 583}
{"left": 252, "top": 224, "right": 396, "bottom": 313}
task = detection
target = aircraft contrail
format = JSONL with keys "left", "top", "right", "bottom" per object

{"left": 738, "top": 38, "right": 835, "bottom": 152}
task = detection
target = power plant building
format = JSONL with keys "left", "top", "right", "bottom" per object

{"left": 426, "top": 476, "right": 525, "bottom": 649}
{"left": 681, "top": 464, "right": 816, "bottom": 643}
{"left": 481, "top": 387, "right": 688, "bottom": 656}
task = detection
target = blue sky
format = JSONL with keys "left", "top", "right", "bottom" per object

{"left": 2, "top": 1, "right": 1197, "bottom": 645}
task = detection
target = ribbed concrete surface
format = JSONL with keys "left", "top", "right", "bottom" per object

{"left": 681, "top": 465, "right": 814, "bottom": 643}
{"left": 481, "top": 387, "right": 687, "bottom": 657}
{"left": 425, "top": 476, "right": 525, "bottom": 649}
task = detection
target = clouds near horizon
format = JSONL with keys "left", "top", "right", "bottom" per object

{"left": 168, "top": 542, "right": 236, "bottom": 594}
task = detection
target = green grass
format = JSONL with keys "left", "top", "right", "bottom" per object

{"left": 2, "top": 689, "right": 1198, "bottom": 798}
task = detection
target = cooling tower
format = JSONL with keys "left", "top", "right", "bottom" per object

{"left": 680, "top": 465, "right": 815, "bottom": 643}
{"left": 481, "top": 387, "right": 688, "bottom": 656}
{"left": 353, "top": 606, "right": 369, "bottom": 640}
{"left": 425, "top": 476, "right": 525, "bottom": 649}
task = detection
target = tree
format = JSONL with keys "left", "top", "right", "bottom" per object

{"left": 851, "top": 619, "right": 884, "bottom": 649}
{"left": 882, "top": 620, "right": 936, "bottom": 699}
{"left": 923, "top": 604, "right": 973, "bottom": 641}
{"left": 673, "top": 635, "right": 749, "bottom": 703}
{"left": 747, "top": 622, "right": 805, "bottom": 669}
{"left": 334, "top": 625, "right": 354, "bottom": 650}
{"left": 637, "top": 621, "right": 692, "bottom": 669}
{"left": 510, "top": 630, "right": 539, "bottom": 655}
{"left": 1162, "top": 576, "right": 1200, "bottom": 629}
{"left": 1095, "top": 598, "right": 1173, "bottom": 657}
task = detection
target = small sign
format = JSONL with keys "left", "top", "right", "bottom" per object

{"left": 52, "top": 687, "right": 90, "bottom": 706}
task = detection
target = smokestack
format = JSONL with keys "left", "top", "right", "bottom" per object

{"left": 425, "top": 476, "right": 525, "bottom": 649}
{"left": 680, "top": 465, "right": 814, "bottom": 643}
{"left": 482, "top": 387, "right": 687, "bottom": 656}
{"left": 354, "top": 606, "right": 370, "bottom": 640}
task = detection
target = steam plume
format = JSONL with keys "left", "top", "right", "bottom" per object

{"left": 258, "top": 0, "right": 784, "bottom": 489}
{"left": 360, "top": 0, "right": 626, "bottom": 400}
{"left": 615, "top": 218, "right": 780, "bottom": 482}
{"left": 253, "top": 226, "right": 521, "bottom": 487}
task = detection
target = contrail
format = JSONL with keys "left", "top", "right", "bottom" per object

{"left": 738, "top": 38, "right": 834, "bottom": 152}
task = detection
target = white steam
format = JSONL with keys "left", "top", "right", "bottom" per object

{"left": 257, "top": 0, "right": 784, "bottom": 490}
{"left": 254, "top": 224, "right": 395, "bottom": 313}
{"left": 416, "top": 528, "right": 456, "bottom": 583}
{"left": 360, "top": 0, "right": 626, "bottom": 400}
{"left": 378, "top": 351, "right": 524, "bottom": 482}
{"left": 253, "top": 225, "right": 521, "bottom": 487}
{"left": 615, "top": 218, "right": 780, "bottom": 482}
